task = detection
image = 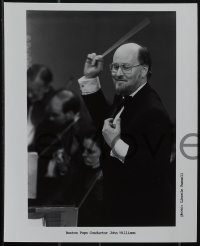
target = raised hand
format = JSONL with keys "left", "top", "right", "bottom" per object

{"left": 84, "top": 53, "right": 104, "bottom": 78}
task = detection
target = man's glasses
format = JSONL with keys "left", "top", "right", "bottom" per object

{"left": 109, "top": 63, "right": 142, "bottom": 75}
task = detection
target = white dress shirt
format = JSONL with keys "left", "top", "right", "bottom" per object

{"left": 78, "top": 76, "right": 146, "bottom": 163}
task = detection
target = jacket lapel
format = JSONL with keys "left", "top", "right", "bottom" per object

{"left": 120, "top": 83, "right": 150, "bottom": 124}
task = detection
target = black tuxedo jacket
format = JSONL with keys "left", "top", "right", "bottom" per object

{"left": 83, "top": 83, "right": 175, "bottom": 226}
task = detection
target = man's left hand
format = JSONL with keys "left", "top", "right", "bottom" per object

{"left": 102, "top": 118, "right": 121, "bottom": 148}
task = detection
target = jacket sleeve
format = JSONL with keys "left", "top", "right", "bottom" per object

{"left": 122, "top": 108, "right": 172, "bottom": 170}
{"left": 82, "top": 90, "right": 111, "bottom": 130}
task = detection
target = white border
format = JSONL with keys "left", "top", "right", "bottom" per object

{"left": 4, "top": 3, "right": 198, "bottom": 242}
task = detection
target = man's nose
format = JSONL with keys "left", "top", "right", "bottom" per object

{"left": 116, "top": 66, "right": 124, "bottom": 76}
{"left": 82, "top": 150, "right": 87, "bottom": 157}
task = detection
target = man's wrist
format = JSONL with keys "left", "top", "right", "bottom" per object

{"left": 78, "top": 76, "right": 101, "bottom": 95}
{"left": 112, "top": 138, "right": 129, "bottom": 160}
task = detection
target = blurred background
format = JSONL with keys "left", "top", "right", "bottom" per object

{"left": 27, "top": 11, "right": 176, "bottom": 122}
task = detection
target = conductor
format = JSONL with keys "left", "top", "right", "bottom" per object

{"left": 78, "top": 43, "right": 174, "bottom": 226}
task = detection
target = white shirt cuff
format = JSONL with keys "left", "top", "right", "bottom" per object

{"left": 110, "top": 139, "right": 129, "bottom": 163}
{"left": 78, "top": 76, "right": 101, "bottom": 95}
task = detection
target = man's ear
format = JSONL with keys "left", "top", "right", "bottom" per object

{"left": 141, "top": 65, "right": 149, "bottom": 78}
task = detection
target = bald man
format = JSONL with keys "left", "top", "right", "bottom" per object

{"left": 78, "top": 43, "right": 174, "bottom": 226}
{"left": 46, "top": 90, "right": 80, "bottom": 126}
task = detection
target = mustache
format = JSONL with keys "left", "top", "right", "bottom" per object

{"left": 114, "top": 79, "right": 127, "bottom": 82}
{"left": 113, "top": 75, "right": 127, "bottom": 81}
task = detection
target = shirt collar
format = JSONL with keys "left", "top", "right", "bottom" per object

{"left": 129, "top": 82, "right": 147, "bottom": 98}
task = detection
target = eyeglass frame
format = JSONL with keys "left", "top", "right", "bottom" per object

{"left": 109, "top": 63, "right": 143, "bottom": 75}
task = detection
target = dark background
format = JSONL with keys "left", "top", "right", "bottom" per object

{"left": 27, "top": 11, "right": 176, "bottom": 122}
